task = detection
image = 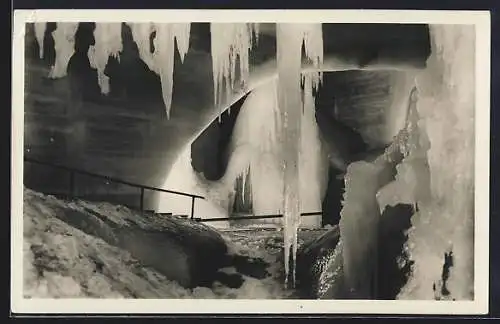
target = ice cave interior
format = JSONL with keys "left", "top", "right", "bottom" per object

{"left": 23, "top": 22, "right": 475, "bottom": 299}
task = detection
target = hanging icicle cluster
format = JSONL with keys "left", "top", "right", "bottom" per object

{"left": 210, "top": 23, "right": 260, "bottom": 118}
{"left": 33, "top": 22, "right": 191, "bottom": 118}
{"left": 88, "top": 23, "right": 123, "bottom": 95}
{"left": 34, "top": 23, "right": 47, "bottom": 59}
{"left": 276, "top": 23, "right": 323, "bottom": 287}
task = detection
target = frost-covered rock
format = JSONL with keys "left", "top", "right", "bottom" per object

{"left": 24, "top": 188, "right": 228, "bottom": 295}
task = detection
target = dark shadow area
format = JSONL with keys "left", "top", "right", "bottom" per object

{"left": 321, "top": 167, "right": 345, "bottom": 226}
{"left": 321, "top": 24, "right": 431, "bottom": 68}
{"left": 295, "top": 226, "right": 341, "bottom": 298}
{"left": 229, "top": 254, "right": 270, "bottom": 279}
{"left": 190, "top": 93, "right": 249, "bottom": 181}
{"left": 375, "top": 203, "right": 414, "bottom": 299}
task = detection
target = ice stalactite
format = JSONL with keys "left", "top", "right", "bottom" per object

{"left": 154, "top": 23, "right": 191, "bottom": 119}
{"left": 395, "top": 25, "right": 475, "bottom": 301}
{"left": 210, "top": 23, "right": 260, "bottom": 119}
{"left": 88, "top": 23, "right": 123, "bottom": 95}
{"left": 49, "top": 23, "right": 79, "bottom": 78}
{"left": 34, "top": 22, "right": 47, "bottom": 59}
{"left": 276, "top": 23, "right": 323, "bottom": 287}
{"left": 127, "top": 23, "right": 191, "bottom": 118}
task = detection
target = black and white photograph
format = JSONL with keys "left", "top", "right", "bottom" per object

{"left": 11, "top": 9, "right": 490, "bottom": 314}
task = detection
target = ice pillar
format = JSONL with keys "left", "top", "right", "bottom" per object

{"left": 396, "top": 25, "right": 475, "bottom": 300}
{"left": 276, "top": 23, "right": 323, "bottom": 287}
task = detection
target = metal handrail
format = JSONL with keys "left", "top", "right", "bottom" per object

{"left": 24, "top": 156, "right": 204, "bottom": 219}
{"left": 198, "top": 211, "right": 323, "bottom": 223}
{"left": 24, "top": 157, "right": 323, "bottom": 223}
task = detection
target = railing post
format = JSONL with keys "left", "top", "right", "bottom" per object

{"left": 69, "top": 171, "right": 75, "bottom": 198}
{"left": 190, "top": 196, "right": 195, "bottom": 220}
{"left": 139, "top": 188, "right": 145, "bottom": 212}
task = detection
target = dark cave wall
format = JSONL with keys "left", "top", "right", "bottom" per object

{"left": 190, "top": 94, "right": 248, "bottom": 181}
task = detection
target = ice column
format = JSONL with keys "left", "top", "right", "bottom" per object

{"left": 88, "top": 23, "right": 123, "bottom": 95}
{"left": 34, "top": 22, "right": 47, "bottom": 59}
{"left": 210, "top": 23, "right": 259, "bottom": 118}
{"left": 276, "top": 23, "right": 323, "bottom": 287}
{"left": 49, "top": 22, "right": 79, "bottom": 78}
{"left": 397, "top": 25, "right": 475, "bottom": 300}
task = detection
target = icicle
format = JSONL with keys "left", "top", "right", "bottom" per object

{"left": 49, "top": 22, "right": 79, "bottom": 78}
{"left": 88, "top": 23, "right": 123, "bottom": 95}
{"left": 156, "top": 23, "right": 191, "bottom": 118}
{"left": 152, "top": 24, "right": 176, "bottom": 119}
{"left": 276, "top": 23, "right": 323, "bottom": 287}
{"left": 128, "top": 23, "right": 190, "bottom": 118}
{"left": 302, "top": 24, "right": 324, "bottom": 89}
{"left": 34, "top": 23, "right": 46, "bottom": 59}
{"left": 172, "top": 23, "right": 191, "bottom": 63}
{"left": 210, "top": 23, "right": 260, "bottom": 121}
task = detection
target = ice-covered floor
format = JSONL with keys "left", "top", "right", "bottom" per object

{"left": 22, "top": 188, "right": 326, "bottom": 299}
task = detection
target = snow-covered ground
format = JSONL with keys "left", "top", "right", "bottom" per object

{"left": 23, "top": 188, "right": 326, "bottom": 299}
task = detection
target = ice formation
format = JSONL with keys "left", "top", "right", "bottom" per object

{"left": 48, "top": 22, "right": 79, "bottom": 78}
{"left": 175, "top": 74, "right": 326, "bottom": 233}
{"left": 29, "top": 21, "right": 476, "bottom": 297}
{"left": 395, "top": 25, "right": 475, "bottom": 300}
{"left": 339, "top": 24, "right": 475, "bottom": 300}
{"left": 276, "top": 23, "right": 323, "bottom": 287}
{"left": 210, "top": 23, "right": 260, "bottom": 117}
{"left": 340, "top": 157, "right": 396, "bottom": 298}
{"left": 34, "top": 22, "right": 46, "bottom": 59}
{"left": 153, "top": 23, "right": 191, "bottom": 118}
{"left": 229, "top": 78, "right": 283, "bottom": 216}
{"left": 88, "top": 23, "right": 123, "bottom": 95}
